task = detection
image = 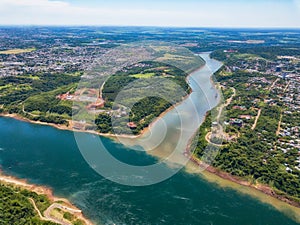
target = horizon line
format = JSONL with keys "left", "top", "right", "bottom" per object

{"left": 0, "top": 24, "right": 300, "bottom": 30}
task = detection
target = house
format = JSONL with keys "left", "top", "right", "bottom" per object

{"left": 56, "top": 92, "right": 74, "bottom": 100}
{"left": 239, "top": 115, "right": 252, "bottom": 120}
{"left": 230, "top": 119, "right": 244, "bottom": 127}
{"left": 212, "top": 122, "right": 219, "bottom": 126}
{"left": 232, "top": 105, "right": 247, "bottom": 111}
{"left": 127, "top": 122, "right": 137, "bottom": 129}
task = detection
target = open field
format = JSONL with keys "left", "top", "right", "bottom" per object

{"left": 0, "top": 48, "right": 36, "bottom": 54}
{"left": 130, "top": 72, "right": 156, "bottom": 78}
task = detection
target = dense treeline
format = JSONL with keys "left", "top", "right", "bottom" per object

{"left": 211, "top": 47, "right": 300, "bottom": 62}
{"left": 95, "top": 113, "right": 112, "bottom": 133}
{"left": 130, "top": 96, "right": 171, "bottom": 123}
{"left": 194, "top": 50, "right": 300, "bottom": 203}
{"left": 24, "top": 85, "right": 74, "bottom": 115}
{"left": 95, "top": 97, "right": 172, "bottom": 134}
{"left": 102, "top": 76, "right": 136, "bottom": 102}
{"left": 210, "top": 50, "right": 228, "bottom": 62}
{"left": 193, "top": 112, "right": 212, "bottom": 157}
{"left": 129, "top": 96, "right": 171, "bottom": 133}
{"left": 0, "top": 73, "right": 79, "bottom": 106}
{"left": 239, "top": 46, "right": 300, "bottom": 60}
{"left": 0, "top": 74, "right": 77, "bottom": 126}
{"left": 196, "top": 108, "right": 300, "bottom": 202}
{"left": 100, "top": 62, "right": 191, "bottom": 134}
{"left": 0, "top": 184, "right": 57, "bottom": 225}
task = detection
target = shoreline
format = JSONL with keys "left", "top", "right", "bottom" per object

{"left": 0, "top": 171, "right": 94, "bottom": 225}
{"left": 186, "top": 55, "right": 300, "bottom": 211}
{"left": 0, "top": 61, "right": 208, "bottom": 225}
{"left": 0, "top": 62, "right": 206, "bottom": 141}
{"left": 185, "top": 158, "right": 300, "bottom": 223}
{"left": 189, "top": 155, "right": 300, "bottom": 209}
{"left": 1, "top": 54, "right": 299, "bottom": 222}
{"left": 0, "top": 108, "right": 175, "bottom": 141}
{"left": 182, "top": 66, "right": 300, "bottom": 214}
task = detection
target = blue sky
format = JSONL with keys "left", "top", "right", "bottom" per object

{"left": 0, "top": 0, "right": 299, "bottom": 27}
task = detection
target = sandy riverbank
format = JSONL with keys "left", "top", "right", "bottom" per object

{"left": 182, "top": 108, "right": 300, "bottom": 220}
{"left": 185, "top": 155, "right": 300, "bottom": 222}
{"left": 0, "top": 64, "right": 203, "bottom": 141}
{"left": 0, "top": 171, "right": 94, "bottom": 225}
{"left": 1, "top": 54, "right": 299, "bottom": 222}
{"left": 0, "top": 113, "right": 133, "bottom": 140}
{"left": 192, "top": 155, "right": 300, "bottom": 207}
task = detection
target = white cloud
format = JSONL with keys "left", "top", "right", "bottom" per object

{"left": 0, "top": 0, "right": 69, "bottom": 7}
{"left": 0, "top": 0, "right": 299, "bottom": 27}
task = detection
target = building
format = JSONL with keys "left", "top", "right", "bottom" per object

{"left": 127, "top": 122, "right": 137, "bottom": 129}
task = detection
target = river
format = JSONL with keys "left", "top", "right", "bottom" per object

{"left": 0, "top": 54, "right": 299, "bottom": 225}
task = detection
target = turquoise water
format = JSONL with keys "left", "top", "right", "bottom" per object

{"left": 0, "top": 117, "right": 299, "bottom": 225}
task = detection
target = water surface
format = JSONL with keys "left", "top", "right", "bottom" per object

{"left": 0, "top": 117, "right": 299, "bottom": 225}
{"left": 0, "top": 54, "right": 299, "bottom": 224}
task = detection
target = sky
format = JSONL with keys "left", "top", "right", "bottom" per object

{"left": 0, "top": 0, "right": 300, "bottom": 27}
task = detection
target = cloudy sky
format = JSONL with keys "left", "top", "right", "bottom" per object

{"left": 0, "top": 0, "right": 300, "bottom": 27}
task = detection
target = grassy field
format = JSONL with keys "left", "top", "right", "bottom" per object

{"left": 0, "top": 48, "right": 36, "bottom": 54}
{"left": 234, "top": 53, "right": 266, "bottom": 60}
{"left": 130, "top": 72, "right": 156, "bottom": 79}
{"left": 157, "top": 53, "right": 195, "bottom": 61}
{"left": 18, "top": 75, "right": 40, "bottom": 80}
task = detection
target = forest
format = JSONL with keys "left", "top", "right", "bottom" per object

{"left": 98, "top": 61, "right": 190, "bottom": 134}
{"left": 0, "top": 73, "right": 79, "bottom": 125}
{"left": 0, "top": 184, "right": 57, "bottom": 225}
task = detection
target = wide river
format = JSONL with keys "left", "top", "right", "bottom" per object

{"left": 0, "top": 54, "right": 299, "bottom": 225}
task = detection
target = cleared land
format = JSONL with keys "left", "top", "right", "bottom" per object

{"left": 0, "top": 48, "right": 36, "bottom": 54}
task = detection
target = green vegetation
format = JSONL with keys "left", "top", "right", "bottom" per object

{"left": 98, "top": 61, "right": 191, "bottom": 134}
{"left": 211, "top": 47, "right": 300, "bottom": 61}
{"left": 19, "top": 189, "right": 52, "bottom": 213}
{"left": 95, "top": 113, "right": 112, "bottom": 133}
{"left": 73, "top": 220, "right": 85, "bottom": 225}
{"left": 102, "top": 75, "right": 136, "bottom": 102}
{"left": 0, "top": 73, "right": 80, "bottom": 125}
{"left": 238, "top": 47, "right": 300, "bottom": 60}
{"left": 63, "top": 212, "right": 74, "bottom": 221}
{"left": 24, "top": 85, "right": 74, "bottom": 116}
{"left": 0, "top": 184, "right": 57, "bottom": 225}
{"left": 130, "top": 72, "right": 156, "bottom": 79}
{"left": 195, "top": 49, "right": 300, "bottom": 205}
